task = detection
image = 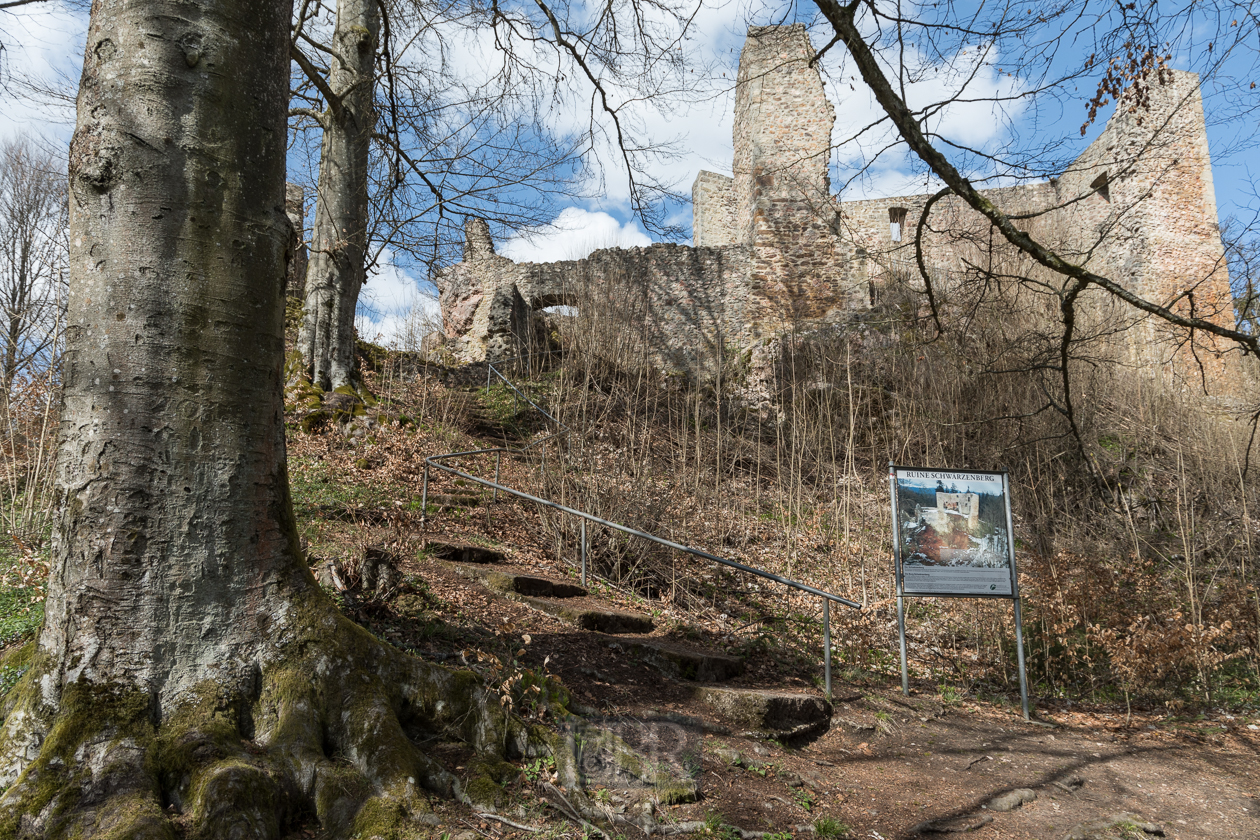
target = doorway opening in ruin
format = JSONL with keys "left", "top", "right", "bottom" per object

{"left": 889, "top": 206, "right": 909, "bottom": 242}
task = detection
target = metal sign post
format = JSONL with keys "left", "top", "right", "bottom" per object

{"left": 889, "top": 462, "right": 1030, "bottom": 721}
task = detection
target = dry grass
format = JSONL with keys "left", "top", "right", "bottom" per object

{"left": 0, "top": 268, "right": 1252, "bottom": 713}
{"left": 489, "top": 267, "right": 1260, "bottom": 710}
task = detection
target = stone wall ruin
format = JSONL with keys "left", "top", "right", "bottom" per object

{"left": 436, "top": 25, "right": 1240, "bottom": 395}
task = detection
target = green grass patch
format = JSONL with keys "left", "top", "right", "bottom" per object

{"left": 814, "top": 817, "right": 851, "bottom": 838}
{"left": 0, "top": 542, "right": 48, "bottom": 650}
{"left": 289, "top": 455, "right": 398, "bottom": 514}
{"left": 0, "top": 588, "right": 42, "bottom": 647}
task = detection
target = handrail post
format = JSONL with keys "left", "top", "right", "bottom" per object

{"left": 580, "top": 518, "right": 587, "bottom": 587}
{"left": 494, "top": 451, "right": 501, "bottom": 502}
{"left": 486, "top": 363, "right": 491, "bottom": 391}
{"left": 421, "top": 462, "right": 430, "bottom": 527}
{"left": 823, "top": 598, "right": 832, "bottom": 700}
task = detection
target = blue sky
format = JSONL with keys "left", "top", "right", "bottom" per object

{"left": 898, "top": 476, "right": 1003, "bottom": 497}
{"left": 4, "top": 0, "right": 1258, "bottom": 344}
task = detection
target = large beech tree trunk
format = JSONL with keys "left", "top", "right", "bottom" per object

{"left": 297, "top": 0, "right": 379, "bottom": 392}
{"left": 0, "top": 2, "right": 536, "bottom": 837}
{"left": 44, "top": 0, "right": 299, "bottom": 721}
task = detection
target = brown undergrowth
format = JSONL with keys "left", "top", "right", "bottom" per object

{"left": 278, "top": 286, "right": 1258, "bottom": 715}
{"left": 0, "top": 280, "right": 1255, "bottom": 837}
{"left": 484, "top": 266, "right": 1260, "bottom": 713}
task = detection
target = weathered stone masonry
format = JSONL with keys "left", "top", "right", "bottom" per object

{"left": 441, "top": 218, "right": 748, "bottom": 370}
{"left": 437, "top": 25, "right": 1237, "bottom": 392}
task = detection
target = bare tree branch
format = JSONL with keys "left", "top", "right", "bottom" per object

{"left": 814, "top": 0, "right": 1260, "bottom": 360}
{"left": 290, "top": 43, "right": 343, "bottom": 119}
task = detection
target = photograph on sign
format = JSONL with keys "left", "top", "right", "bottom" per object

{"left": 891, "top": 467, "right": 1014, "bottom": 596}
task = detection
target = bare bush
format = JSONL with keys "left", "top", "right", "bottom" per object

{"left": 0, "top": 135, "right": 66, "bottom": 543}
{"left": 510, "top": 255, "right": 1258, "bottom": 705}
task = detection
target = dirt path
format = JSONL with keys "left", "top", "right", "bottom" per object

{"left": 535, "top": 666, "right": 1257, "bottom": 839}
{"left": 791, "top": 701, "right": 1258, "bottom": 839}
{"left": 377, "top": 531, "right": 1259, "bottom": 840}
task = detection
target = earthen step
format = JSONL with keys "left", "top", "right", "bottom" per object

{"left": 614, "top": 637, "right": 743, "bottom": 682}
{"left": 426, "top": 492, "right": 482, "bottom": 507}
{"left": 695, "top": 687, "right": 832, "bottom": 739}
{"left": 445, "top": 562, "right": 587, "bottom": 598}
{"left": 425, "top": 540, "right": 507, "bottom": 564}
{"left": 517, "top": 596, "right": 655, "bottom": 634}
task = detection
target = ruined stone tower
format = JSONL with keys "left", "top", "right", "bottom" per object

{"left": 734, "top": 26, "right": 860, "bottom": 332}
{"left": 437, "top": 25, "right": 1242, "bottom": 397}
{"left": 693, "top": 26, "right": 866, "bottom": 331}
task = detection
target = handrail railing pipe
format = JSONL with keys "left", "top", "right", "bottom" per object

{"left": 424, "top": 352, "right": 861, "bottom": 698}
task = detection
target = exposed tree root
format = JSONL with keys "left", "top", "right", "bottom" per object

{"left": 0, "top": 588, "right": 575, "bottom": 840}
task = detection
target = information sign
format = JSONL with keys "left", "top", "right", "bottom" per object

{"left": 888, "top": 463, "right": 1029, "bottom": 719}
{"left": 889, "top": 466, "right": 1017, "bottom": 597}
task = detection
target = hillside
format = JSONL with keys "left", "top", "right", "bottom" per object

{"left": 252, "top": 329, "right": 1258, "bottom": 839}
{"left": 0, "top": 291, "right": 1256, "bottom": 838}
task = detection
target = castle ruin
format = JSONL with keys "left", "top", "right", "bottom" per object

{"left": 436, "top": 25, "right": 1238, "bottom": 393}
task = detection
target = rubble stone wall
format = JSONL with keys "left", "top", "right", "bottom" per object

{"left": 438, "top": 25, "right": 1240, "bottom": 396}
{"left": 437, "top": 217, "right": 751, "bottom": 371}
{"left": 285, "top": 183, "right": 307, "bottom": 299}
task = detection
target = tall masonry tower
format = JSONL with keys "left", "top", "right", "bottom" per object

{"left": 729, "top": 25, "right": 864, "bottom": 334}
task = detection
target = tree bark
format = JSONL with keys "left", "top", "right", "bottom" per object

{"left": 43, "top": 0, "right": 298, "bottom": 712}
{"left": 297, "top": 0, "right": 379, "bottom": 392}
{"left": 0, "top": 2, "right": 534, "bottom": 837}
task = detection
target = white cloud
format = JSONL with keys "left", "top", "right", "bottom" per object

{"left": 498, "top": 207, "right": 652, "bottom": 263}
{"left": 0, "top": 2, "right": 87, "bottom": 144}
{"left": 426, "top": 1, "right": 748, "bottom": 215}
{"left": 355, "top": 249, "right": 442, "bottom": 349}
{"left": 818, "top": 31, "right": 1028, "bottom": 201}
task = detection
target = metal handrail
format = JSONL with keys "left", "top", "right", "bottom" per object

{"left": 422, "top": 354, "right": 860, "bottom": 698}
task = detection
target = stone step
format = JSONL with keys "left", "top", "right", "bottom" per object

{"left": 615, "top": 637, "right": 743, "bottom": 682}
{"left": 517, "top": 595, "right": 655, "bottom": 634}
{"left": 695, "top": 687, "right": 832, "bottom": 739}
{"left": 446, "top": 562, "right": 587, "bottom": 598}
{"left": 425, "top": 540, "right": 507, "bottom": 565}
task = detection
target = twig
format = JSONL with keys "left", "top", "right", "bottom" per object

{"left": 542, "top": 783, "right": 609, "bottom": 839}
{"left": 459, "top": 818, "right": 499, "bottom": 839}
{"left": 653, "top": 822, "right": 708, "bottom": 836}
{"left": 965, "top": 755, "right": 992, "bottom": 770}
{"left": 475, "top": 813, "right": 544, "bottom": 832}
{"left": 654, "top": 823, "right": 804, "bottom": 839}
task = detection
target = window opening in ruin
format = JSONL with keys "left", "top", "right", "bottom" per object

{"left": 1090, "top": 172, "right": 1110, "bottom": 202}
{"left": 889, "top": 207, "right": 909, "bottom": 242}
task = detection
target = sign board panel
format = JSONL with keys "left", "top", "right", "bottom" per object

{"left": 889, "top": 466, "right": 1017, "bottom": 597}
